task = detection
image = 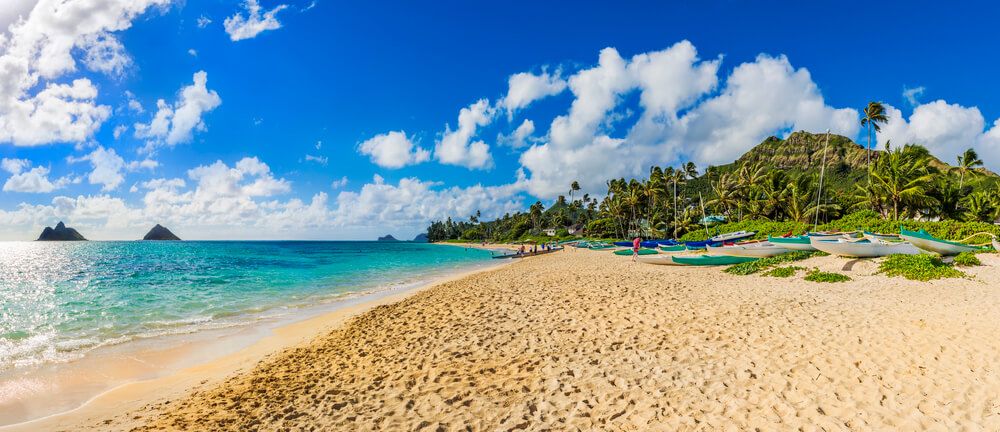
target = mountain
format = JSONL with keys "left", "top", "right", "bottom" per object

{"left": 688, "top": 131, "right": 999, "bottom": 195}
{"left": 412, "top": 233, "right": 429, "bottom": 242}
{"left": 142, "top": 224, "right": 181, "bottom": 240}
{"left": 377, "top": 234, "right": 399, "bottom": 241}
{"left": 37, "top": 222, "right": 87, "bottom": 241}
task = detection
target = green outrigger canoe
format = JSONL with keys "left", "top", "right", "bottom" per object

{"left": 670, "top": 255, "right": 758, "bottom": 266}
{"left": 899, "top": 227, "right": 988, "bottom": 256}
{"left": 658, "top": 244, "right": 686, "bottom": 252}
{"left": 613, "top": 248, "right": 659, "bottom": 256}
{"left": 588, "top": 243, "right": 615, "bottom": 250}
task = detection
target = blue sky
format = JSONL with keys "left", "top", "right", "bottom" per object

{"left": 1, "top": 0, "right": 999, "bottom": 240}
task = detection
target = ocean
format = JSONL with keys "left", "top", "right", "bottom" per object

{"left": 0, "top": 241, "right": 494, "bottom": 373}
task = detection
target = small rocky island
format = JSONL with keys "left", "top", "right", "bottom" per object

{"left": 377, "top": 234, "right": 399, "bottom": 242}
{"left": 37, "top": 222, "right": 87, "bottom": 241}
{"left": 412, "top": 233, "right": 429, "bottom": 243}
{"left": 142, "top": 224, "right": 181, "bottom": 240}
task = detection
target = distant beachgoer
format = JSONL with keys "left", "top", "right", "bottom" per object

{"left": 632, "top": 236, "right": 641, "bottom": 262}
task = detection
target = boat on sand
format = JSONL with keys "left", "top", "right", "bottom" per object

{"left": 767, "top": 235, "right": 817, "bottom": 251}
{"left": 810, "top": 237, "right": 920, "bottom": 258}
{"left": 899, "top": 227, "right": 988, "bottom": 256}
{"left": 613, "top": 248, "right": 658, "bottom": 256}
{"left": 705, "top": 242, "right": 793, "bottom": 258}
{"left": 670, "top": 255, "right": 759, "bottom": 266}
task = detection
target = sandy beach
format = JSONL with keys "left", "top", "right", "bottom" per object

{"left": 17, "top": 246, "right": 1000, "bottom": 431}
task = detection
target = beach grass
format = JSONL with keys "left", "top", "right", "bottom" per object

{"left": 762, "top": 266, "right": 803, "bottom": 277}
{"left": 879, "top": 254, "right": 965, "bottom": 281}
{"left": 953, "top": 251, "right": 982, "bottom": 267}
{"left": 804, "top": 269, "right": 851, "bottom": 283}
{"left": 723, "top": 251, "right": 820, "bottom": 275}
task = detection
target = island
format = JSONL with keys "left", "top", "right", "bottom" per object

{"left": 377, "top": 234, "right": 399, "bottom": 241}
{"left": 412, "top": 233, "right": 429, "bottom": 243}
{"left": 142, "top": 224, "right": 181, "bottom": 241}
{"left": 36, "top": 221, "right": 87, "bottom": 241}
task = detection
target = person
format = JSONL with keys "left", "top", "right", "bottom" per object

{"left": 632, "top": 236, "right": 641, "bottom": 262}
{"left": 519, "top": 244, "right": 525, "bottom": 255}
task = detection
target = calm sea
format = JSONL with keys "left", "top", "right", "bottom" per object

{"left": 0, "top": 241, "right": 493, "bottom": 372}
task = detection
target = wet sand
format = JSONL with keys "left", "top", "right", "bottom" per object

{"left": 17, "top": 247, "right": 1000, "bottom": 430}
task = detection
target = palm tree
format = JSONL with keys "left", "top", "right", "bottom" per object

{"left": 955, "top": 148, "right": 984, "bottom": 190}
{"left": 706, "top": 172, "right": 738, "bottom": 217}
{"left": 684, "top": 162, "right": 698, "bottom": 179}
{"left": 926, "top": 177, "right": 966, "bottom": 220}
{"left": 869, "top": 142, "right": 936, "bottom": 220}
{"left": 860, "top": 101, "right": 888, "bottom": 176}
{"left": 963, "top": 192, "right": 996, "bottom": 222}
{"left": 569, "top": 181, "right": 581, "bottom": 204}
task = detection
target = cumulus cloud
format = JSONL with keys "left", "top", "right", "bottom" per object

{"left": 196, "top": 15, "right": 212, "bottom": 28}
{"left": 68, "top": 146, "right": 127, "bottom": 191}
{"left": 502, "top": 70, "right": 566, "bottom": 117}
{"left": 877, "top": 100, "right": 1000, "bottom": 171}
{"left": 520, "top": 42, "right": 860, "bottom": 198}
{"left": 358, "top": 131, "right": 430, "bottom": 168}
{"left": 224, "top": 0, "right": 288, "bottom": 41}
{"left": 134, "top": 71, "right": 222, "bottom": 151}
{"left": 79, "top": 32, "right": 133, "bottom": 78}
{"left": 0, "top": 0, "right": 170, "bottom": 146}
{"left": 1, "top": 158, "right": 73, "bottom": 193}
{"left": 434, "top": 99, "right": 495, "bottom": 169}
{"left": 498, "top": 119, "right": 535, "bottom": 149}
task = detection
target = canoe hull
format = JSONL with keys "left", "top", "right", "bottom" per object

{"left": 810, "top": 238, "right": 920, "bottom": 258}
{"left": 659, "top": 245, "right": 686, "bottom": 253}
{"left": 670, "top": 255, "right": 758, "bottom": 266}
{"left": 613, "top": 248, "right": 659, "bottom": 256}
{"left": 899, "top": 228, "right": 983, "bottom": 256}
{"left": 705, "top": 243, "right": 793, "bottom": 258}
{"left": 767, "top": 235, "right": 817, "bottom": 251}
{"left": 637, "top": 255, "right": 684, "bottom": 266}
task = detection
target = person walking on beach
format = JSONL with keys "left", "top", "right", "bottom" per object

{"left": 632, "top": 236, "right": 641, "bottom": 262}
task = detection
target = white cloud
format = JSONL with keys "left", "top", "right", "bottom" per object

{"left": 1, "top": 158, "right": 72, "bottom": 193}
{"left": 302, "top": 1, "right": 317, "bottom": 12}
{"left": 498, "top": 119, "right": 535, "bottom": 148}
{"left": 127, "top": 158, "right": 159, "bottom": 171}
{"left": 113, "top": 124, "right": 128, "bottom": 139}
{"left": 196, "top": 15, "right": 212, "bottom": 28}
{"left": 224, "top": 0, "right": 288, "bottom": 41}
{"left": 79, "top": 32, "right": 133, "bottom": 78}
{"left": 358, "top": 131, "right": 430, "bottom": 168}
{"left": 502, "top": 70, "right": 566, "bottom": 117}
{"left": 134, "top": 70, "right": 222, "bottom": 151}
{"left": 877, "top": 100, "right": 1000, "bottom": 171}
{"left": 330, "top": 176, "right": 348, "bottom": 189}
{"left": 304, "top": 154, "right": 328, "bottom": 165}
{"left": 315, "top": 140, "right": 322, "bottom": 150}
{"left": 434, "top": 99, "right": 495, "bottom": 169}
{"left": 903, "top": 86, "right": 925, "bottom": 107}
{"left": 188, "top": 48, "right": 198, "bottom": 57}
{"left": 69, "top": 146, "right": 127, "bottom": 191}
{"left": 125, "top": 91, "right": 144, "bottom": 113}
{"left": 520, "top": 42, "right": 859, "bottom": 198}
{"left": 0, "top": 0, "right": 170, "bottom": 146}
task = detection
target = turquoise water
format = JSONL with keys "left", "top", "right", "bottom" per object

{"left": 0, "top": 241, "right": 493, "bottom": 371}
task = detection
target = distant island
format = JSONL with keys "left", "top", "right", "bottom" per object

{"left": 37, "top": 222, "right": 87, "bottom": 241}
{"left": 143, "top": 224, "right": 181, "bottom": 241}
{"left": 412, "top": 233, "right": 429, "bottom": 243}
{"left": 377, "top": 234, "right": 399, "bottom": 242}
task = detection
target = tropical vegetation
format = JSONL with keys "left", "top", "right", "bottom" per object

{"left": 427, "top": 120, "right": 1000, "bottom": 244}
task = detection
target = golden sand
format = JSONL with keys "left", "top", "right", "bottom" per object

{"left": 23, "top": 248, "right": 1000, "bottom": 430}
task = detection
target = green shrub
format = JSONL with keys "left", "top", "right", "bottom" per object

{"left": 762, "top": 266, "right": 803, "bottom": 277}
{"left": 879, "top": 254, "right": 965, "bottom": 281}
{"left": 724, "top": 251, "right": 819, "bottom": 275}
{"left": 804, "top": 269, "right": 851, "bottom": 283}
{"left": 952, "top": 251, "right": 981, "bottom": 267}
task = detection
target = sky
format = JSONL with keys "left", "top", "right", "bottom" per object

{"left": 1, "top": 0, "right": 1000, "bottom": 240}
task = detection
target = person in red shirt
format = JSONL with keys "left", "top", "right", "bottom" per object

{"left": 632, "top": 236, "right": 641, "bottom": 262}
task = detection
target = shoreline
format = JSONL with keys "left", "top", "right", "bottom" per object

{"left": 0, "top": 253, "right": 511, "bottom": 431}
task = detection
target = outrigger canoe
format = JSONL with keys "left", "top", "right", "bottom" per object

{"left": 685, "top": 231, "right": 758, "bottom": 249}
{"left": 706, "top": 242, "right": 793, "bottom": 258}
{"left": 658, "top": 244, "right": 686, "bottom": 252}
{"left": 767, "top": 235, "right": 817, "bottom": 251}
{"left": 810, "top": 237, "right": 920, "bottom": 258}
{"left": 670, "top": 255, "right": 759, "bottom": 266}
{"left": 613, "top": 248, "right": 659, "bottom": 256}
{"left": 863, "top": 231, "right": 901, "bottom": 242}
{"left": 589, "top": 243, "right": 615, "bottom": 250}
{"left": 899, "top": 227, "right": 987, "bottom": 256}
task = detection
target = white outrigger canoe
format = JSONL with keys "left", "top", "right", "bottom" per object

{"left": 637, "top": 255, "right": 685, "bottom": 266}
{"left": 810, "top": 237, "right": 921, "bottom": 258}
{"left": 899, "top": 227, "right": 988, "bottom": 256}
{"left": 705, "top": 242, "right": 793, "bottom": 258}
